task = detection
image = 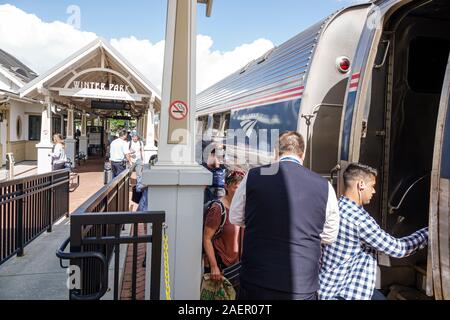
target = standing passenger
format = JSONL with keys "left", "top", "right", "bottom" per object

{"left": 129, "top": 133, "right": 145, "bottom": 178}
{"left": 109, "top": 129, "right": 132, "bottom": 178}
{"left": 203, "top": 170, "right": 246, "bottom": 290}
{"left": 319, "top": 163, "right": 429, "bottom": 300}
{"left": 51, "top": 134, "right": 67, "bottom": 170}
{"left": 230, "top": 132, "right": 340, "bottom": 300}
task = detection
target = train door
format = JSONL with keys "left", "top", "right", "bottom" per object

{"left": 339, "top": 0, "right": 450, "bottom": 298}
{"left": 428, "top": 54, "right": 450, "bottom": 300}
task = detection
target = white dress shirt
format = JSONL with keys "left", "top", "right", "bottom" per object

{"left": 229, "top": 155, "right": 340, "bottom": 244}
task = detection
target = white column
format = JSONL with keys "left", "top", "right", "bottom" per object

{"left": 79, "top": 111, "right": 88, "bottom": 159}
{"left": 36, "top": 96, "right": 53, "bottom": 174}
{"left": 60, "top": 113, "right": 64, "bottom": 135}
{"left": 143, "top": 0, "right": 211, "bottom": 300}
{"left": 144, "top": 97, "right": 158, "bottom": 163}
{"left": 65, "top": 107, "right": 76, "bottom": 167}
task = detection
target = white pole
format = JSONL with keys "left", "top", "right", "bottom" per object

{"left": 143, "top": 0, "right": 212, "bottom": 300}
{"left": 36, "top": 96, "right": 53, "bottom": 173}
{"left": 79, "top": 111, "right": 88, "bottom": 159}
{"left": 144, "top": 97, "right": 158, "bottom": 162}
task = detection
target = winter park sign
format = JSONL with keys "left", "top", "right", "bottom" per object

{"left": 72, "top": 81, "right": 130, "bottom": 92}
{"left": 53, "top": 77, "right": 147, "bottom": 102}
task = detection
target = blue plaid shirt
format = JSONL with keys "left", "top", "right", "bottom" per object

{"left": 319, "top": 196, "right": 428, "bottom": 300}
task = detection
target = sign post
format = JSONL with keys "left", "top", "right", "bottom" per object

{"left": 143, "top": 0, "right": 213, "bottom": 300}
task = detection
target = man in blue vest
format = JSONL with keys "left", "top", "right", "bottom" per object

{"left": 230, "top": 131, "right": 340, "bottom": 300}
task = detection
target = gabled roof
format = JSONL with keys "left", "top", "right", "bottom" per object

{"left": 19, "top": 37, "right": 161, "bottom": 100}
{"left": 0, "top": 48, "right": 38, "bottom": 87}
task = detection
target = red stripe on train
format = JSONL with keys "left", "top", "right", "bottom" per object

{"left": 233, "top": 92, "right": 303, "bottom": 110}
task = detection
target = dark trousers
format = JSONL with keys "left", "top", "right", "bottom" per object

{"left": 238, "top": 281, "right": 317, "bottom": 300}
{"left": 336, "top": 289, "right": 387, "bottom": 300}
{"left": 112, "top": 161, "right": 126, "bottom": 178}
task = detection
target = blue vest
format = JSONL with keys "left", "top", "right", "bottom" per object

{"left": 242, "top": 161, "right": 328, "bottom": 294}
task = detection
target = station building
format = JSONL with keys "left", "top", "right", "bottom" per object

{"left": 0, "top": 38, "right": 161, "bottom": 173}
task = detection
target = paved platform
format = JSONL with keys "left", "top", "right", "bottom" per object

{"left": 0, "top": 216, "right": 71, "bottom": 300}
{"left": 0, "top": 161, "right": 37, "bottom": 181}
{"left": 0, "top": 158, "right": 105, "bottom": 300}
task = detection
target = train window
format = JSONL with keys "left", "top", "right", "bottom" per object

{"left": 196, "top": 116, "right": 207, "bottom": 135}
{"left": 221, "top": 113, "right": 231, "bottom": 137}
{"left": 212, "top": 114, "right": 222, "bottom": 135}
{"left": 408, "top": 37, "right": 450, "bottom": 94}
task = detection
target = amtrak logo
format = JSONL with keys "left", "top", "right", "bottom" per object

{"left": 240, "top": 119, "right": 258, "bottom": 138}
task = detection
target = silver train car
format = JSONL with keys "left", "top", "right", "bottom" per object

{"left": 196, "top": 0, "right": 450, "bottom": 299}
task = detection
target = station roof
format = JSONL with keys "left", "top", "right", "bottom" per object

{"left": 0, "top": 48, "right": 38, "bottom": 89}
{"left": 20, "top": 38, "right": 161, "bottom": 118}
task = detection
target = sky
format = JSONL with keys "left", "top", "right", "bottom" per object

{"left": 0, "top": 0, "right": 368, "bottom": 92}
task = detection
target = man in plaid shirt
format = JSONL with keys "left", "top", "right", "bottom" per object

{"left": 319, "top": 163, "right": 428, "bottom": 300}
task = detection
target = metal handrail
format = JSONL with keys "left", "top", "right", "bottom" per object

{"left": 56, "top": 237, "right": 109, "bottom": 301}
{"left": 59, "top": 211, "right": 165, "bottom": 300}
{"left": 0, "top": 177, "right": 70, "bottom": 203}
{"left": 0, "top": 169, "right": 70, "bottom": 188}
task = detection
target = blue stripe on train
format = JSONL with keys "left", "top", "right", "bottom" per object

{"left": 229, "top": 99, "right": 301, "bottom": 151}
{"left": 340, "top": 92, "right": 357, "bottom": 161}
{"left": 441, "top": 99, "right": 450, "bottom": 179}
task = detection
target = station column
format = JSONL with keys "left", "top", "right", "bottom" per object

{"left": 143, "top": 0, "right": 212, "bottom": 300}
{"left": 65, "top": 106, "right": 76, "bottom": 167}
{"left": 36, "top": 96, "right": 53, "bottom": 174}
{"left": 79, "top": 111, "right": 88, "bottom": 159}
{"left": 143, "top": 96, "right": 158, "bottom": 162}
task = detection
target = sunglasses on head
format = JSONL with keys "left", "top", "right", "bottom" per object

{"left": 227, "top": 170, "right": 245, "bottom": 179}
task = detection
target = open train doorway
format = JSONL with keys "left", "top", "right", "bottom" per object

{"left": 360, "top": 0, "right": 450, "bottom": 299}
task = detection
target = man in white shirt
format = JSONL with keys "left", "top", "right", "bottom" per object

{"left": 229, "top": 131, "right": 340, "bottom": 300}
{"left": 129, "top": 133, "right": 145, "bottom": 178}
{"left": 109, "top": 129, "right": 132, "bottom": 178}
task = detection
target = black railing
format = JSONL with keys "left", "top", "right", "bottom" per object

{"left": 56, "top": 169, "right": 165, "bottom": 300}
{"left": 0, "top": 170, "right": 70, "bottom": 266}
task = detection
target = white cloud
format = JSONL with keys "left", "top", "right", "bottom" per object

{"left": 0, "top": 4, "right": 274, "bottom": 93}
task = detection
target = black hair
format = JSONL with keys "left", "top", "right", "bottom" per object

{"left": 343, "top": 163, "right": 378, "bottom": 190}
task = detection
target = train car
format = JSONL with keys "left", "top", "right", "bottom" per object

{"left": 196, "top": 0, "right": 450, "bottom": 299}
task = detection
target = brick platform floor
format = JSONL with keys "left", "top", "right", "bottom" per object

{"left": 69, "top": 157, "right": 105, "bottom": 213}
{"left": 120, "top": 223, "right": 147, "bottom": 300}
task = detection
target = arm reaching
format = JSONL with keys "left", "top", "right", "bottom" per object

{"left": 358, "top": 215, "right": 428, "bottom": 258}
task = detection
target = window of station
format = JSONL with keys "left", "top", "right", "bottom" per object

{"left": 28, "top": 115, "right": 41, "bottom": 141}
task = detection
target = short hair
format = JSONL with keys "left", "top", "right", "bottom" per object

{"left": 278, "top": 132, "right": 305, "bottom": 157}
{"left": 343, "top": 163, "right": 378, "bottom": 189}
{"left": 119, "top": 130, "right": 128, "bottom": 138}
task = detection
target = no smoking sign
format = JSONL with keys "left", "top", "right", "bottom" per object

{"left": 169, "top": 101, "right": 189, "bottom": 120}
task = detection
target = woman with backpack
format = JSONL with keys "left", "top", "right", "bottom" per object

{"left": 203, "top": 170, "right": 246, "bottom": 283}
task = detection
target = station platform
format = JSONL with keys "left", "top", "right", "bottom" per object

{"left": 0, "top": 158, "right": 107, "bottom": 300}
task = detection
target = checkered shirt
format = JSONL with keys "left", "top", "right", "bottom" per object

{"left": 319, "top": 196, "right": 428, "bottom": 300}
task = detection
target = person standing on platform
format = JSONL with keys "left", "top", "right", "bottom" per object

{"left": 51, "top": 134, "right": 68, "bottom": 170}
{"left": 109, "top": 129, "right": 132, "bottom": 178}
{"left": 230, "top": 131, "right": 340, "bottom": 300}
{"left": 129, "top": 133, "right": 145, "bottom": 178}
